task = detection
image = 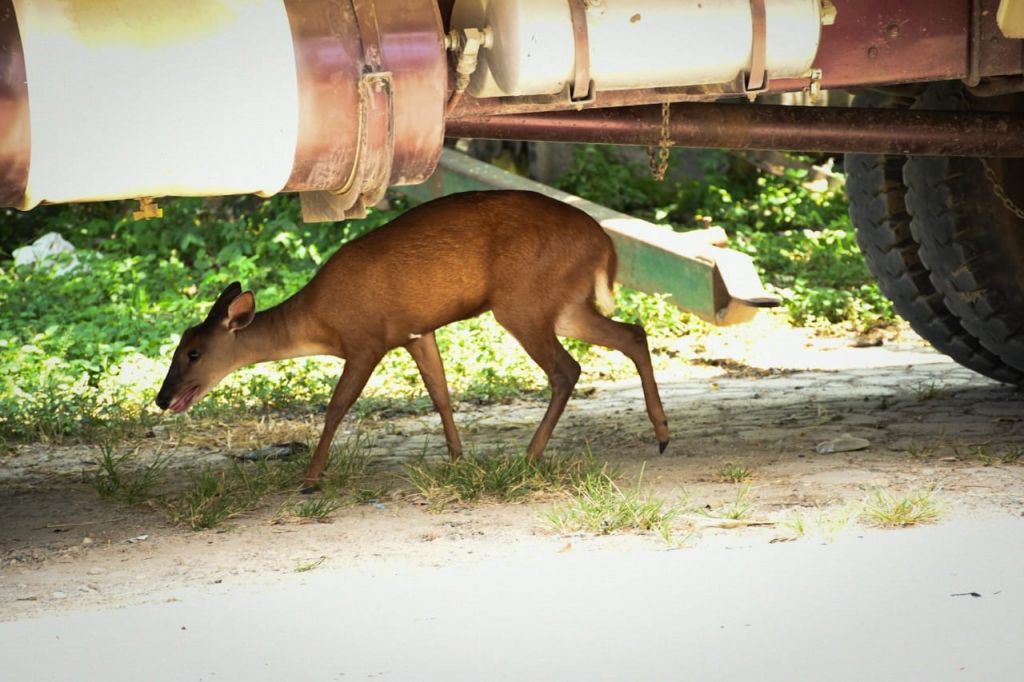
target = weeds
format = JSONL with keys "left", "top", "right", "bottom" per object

{"left": 295, "top": 556, "right": 327, "bottom": 573}
{"left": 92, "top": 443, "right": 169, "bottom": 505}
{"left": 164, "top": 438, "right": 372, "bottom": 530}
{"left": 542, "top": 465, "right": 680, "bottom": 543}
{"left": 862, "top": 488, "right": 941, "bottom": 528}
{"left": 403, "top": 448, "right": 607, "bottom": 510}
{"left": 702, "top": 483, "right": 755, "bottom": 521}
{"left": 783, "top": 510, "right": 808, "bottom": 537}
{"left": 913, "top": 381, "right": 948, "bottom": 402}
{"left": 168, "top": 467, "right": 247, "bottom": 530}
{"left": 354, "top": 486, "right": 393, "bottom": 504}
{"left": 293, "top": 496, "right": 344, "bottom": 521}
{"left": 965, "top": 445, "right": 1024, "bottom": 466}
{"left": 717, "top": 461, "right": 754, "bottom": 483}
{"left": 811, "top": 503, "right": 863, "bottom": 542}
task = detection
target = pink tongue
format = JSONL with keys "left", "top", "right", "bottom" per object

{"left": 171, "top": 387, "right": 196, "bottom": 413}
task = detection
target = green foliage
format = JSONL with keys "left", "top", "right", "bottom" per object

{"left": 557, "top": 145, "right": 893, "bottom": 329}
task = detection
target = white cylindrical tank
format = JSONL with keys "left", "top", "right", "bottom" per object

{"left": 453, "top": 0, "right": 823, "bottom": 98}
{"left": 15, "top": 0, "right": 301, "bottom": 208}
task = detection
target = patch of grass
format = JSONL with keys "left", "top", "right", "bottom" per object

{"left": 168, "top": 468, "right": 245, "bottom": 530}
{"left": 717, "top": 461, "right": 754, "bottom": 483}
{"left": 295, "top": 556, "right": 327, "bottom": 573}
{"left": 165, "top": 437, "right": 372, "bottom": 530}
{"left": 913, "top": 380, "right": 948, "bottom": 402}
{"left": 862, "top": 488, "right": 941, "bottom": 528}
{"left": 403, "top": 449, "right": 608, "bottom": 510}
{"left": 702, "top": 483, "right": 755, "bottom": 521}
{"left": 541, "top": 465, "right": 680, "bottom": 543}
{"left": 292, "top": 496, "right": 344, "bottom": 522}
{"left": 316, "top": 436, "right": 373, "bottom": 493}
{"left": 965, "top": 445, "right": 1024, "bottom": 466}
{"left": 812, "top": 503, "right": 864, "bottom": 542}
{"left": 783, "top": 510, "right": 808, "bottom": 537}
{"left": 92, "top": 443, "right": 169, "bottom": 505}
{"left": 353, "top": 485, "right": 393, "bottom": 504}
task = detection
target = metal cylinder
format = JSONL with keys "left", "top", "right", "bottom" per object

{"left": 445, "top": 102, "right": 1024, "bottom": 158}
{"left": 0, "top": 0, "right": 447, "bottom": 215}
{"left": 451, "top": 0, "right": 822, "bottom": 98}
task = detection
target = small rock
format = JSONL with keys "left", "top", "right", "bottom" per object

{"left": 87, "top": 567, "right": 106, "bottom": 575}
{"left": 815, "top": 433, "right": 871, "bottom": 454}
{"left": 81, "top": 537, "right": 94, "bottom": 546}
{"left": 234, "top": 442, "right": 306, "bottom": 462}
{"left": 51, "top": 591, "right": 67, "bottom": 600}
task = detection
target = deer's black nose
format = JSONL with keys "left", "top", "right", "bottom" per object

{"left": 155, "top": 392, "right": 171, "bottom": 411}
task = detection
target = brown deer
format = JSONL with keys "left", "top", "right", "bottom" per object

{"left": 156, "top": 191, "right": 669, "bottom": 489}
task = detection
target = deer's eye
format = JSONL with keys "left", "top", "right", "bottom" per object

{"left": 187, "top": 349, "right": 201, "bottom": 362}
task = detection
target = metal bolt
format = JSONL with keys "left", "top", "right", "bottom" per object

{"left": 820, "top": 0, "right": 837, "bottom": 26}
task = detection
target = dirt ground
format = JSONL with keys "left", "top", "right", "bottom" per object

{"left": 2, "top": 313, "right": 1023, "bottom": 623}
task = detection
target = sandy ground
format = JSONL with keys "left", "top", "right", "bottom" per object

{"left": 2, "top": 313, "right": 1023, "bottom": 660}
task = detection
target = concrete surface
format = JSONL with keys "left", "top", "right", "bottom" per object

{"left": 2, "top": 517, "right": 1022, "bottom": 682}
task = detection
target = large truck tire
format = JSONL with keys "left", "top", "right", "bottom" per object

{"left": 845, "top": 93, "right": 1023, "bottom": 384}
{"left": 902, "top": 82, "right": 1024, "bottom": 375}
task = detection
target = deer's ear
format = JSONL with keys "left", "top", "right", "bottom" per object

{"left": 207, "top": 282, "right": 243, "bottom": 321}
{"left": 225, "top": 291, "right": 256, "bottom": 331}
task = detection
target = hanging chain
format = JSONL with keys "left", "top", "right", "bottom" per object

{"left": 647, "top": 101, "right": 673, "bottom": 181}
{"left": 980, "top": 159, "right": 1024, "bottom": 221}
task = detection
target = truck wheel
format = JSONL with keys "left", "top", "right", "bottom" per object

{"left": 903, "top": 82, "right": 1024, "bottom": 375}
{"left": 845, "top": 93, "right": 1023, "bottom": 384}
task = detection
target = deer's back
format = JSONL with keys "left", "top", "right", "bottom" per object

{"left": 299, "top": 191, "right": 613, "bottom": 349}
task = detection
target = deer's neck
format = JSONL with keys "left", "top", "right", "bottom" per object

{"left": 235, "top": 297, "right": 322, "bottom": 365}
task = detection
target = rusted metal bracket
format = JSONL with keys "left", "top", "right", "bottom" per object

{"left": 300, "top": 72, "right": 395, "bottom": 222}
{"left": 400, "top": 149, "right": 780, "bottom": 325}
{"left": 299, "top": 0, "right": 396, "bottom": 222}
{"left": 568, "top": 0, "right": 593, "bottom": 102}
{"left": 745, "top": 0, "right": 768, "bottom": 94}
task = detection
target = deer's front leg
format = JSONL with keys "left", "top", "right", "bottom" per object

{"left": 302, "top": 353, "right": 381, "bottom": 491}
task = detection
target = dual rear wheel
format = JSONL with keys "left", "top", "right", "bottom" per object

{"left": 845, "top": 84, "right": 1024, "bottom": 384}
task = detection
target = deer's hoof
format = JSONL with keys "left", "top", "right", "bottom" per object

{"left": 658, "top": 439, "right": 669, "bottom": 454}
{"left": 300, "top": 482, "right": 321, "bottom": 495}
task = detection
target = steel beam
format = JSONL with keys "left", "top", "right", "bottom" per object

{"left": 446, "top": 102, "right": 1024, "bottom": 158}
{"left": 401, "top": 149, "right": 779, "bottom": 326}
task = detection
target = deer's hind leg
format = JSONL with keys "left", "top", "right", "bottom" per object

{"left": 556, "top": 301, "right": 670, "bottom": 452}
{"left": 492, "top": 306, "right": 581, "bottom": 462}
